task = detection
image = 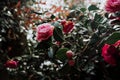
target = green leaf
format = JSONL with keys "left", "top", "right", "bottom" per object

{"left": 88, "top": 33, "right": 100, "bottom": 45}
{"left": 105, "top": 13, "right": 109, "bottom": 18}
{"left": 59, "top": 63, "right": 71, "bottom": 74}
{"left": 53, "top": 27, "right": 64, "bottom": 42}
{"left": 90, "top": 21, "right": 98, "bottom": 30}
{"left": 51, "top": 15, "right": 56, "bottom": 19}
{"left": 52, "top": 22, "right": 64, "bottom": 42}
{"left": 55, "top": 48, "right": 69, "bottom": 62}
{"left": 35, "top": 37, "right": 52, "bottom": 50}
{"left": 59, "top": 64, "right": 80, "bottom": 75}
{"left": 80, "top": 8, "right": 86, "bottom": 12}
{"left": 106, "top": 32, "right": 120, "bottom": 44}
{"left": 94, "top": 13, "right": 103, "bottom": 22}
{"left": 52, "top": 21, "right": 63, "bottom": 29}
{"left": 88, "top": 5, "right": 99, "bottom": 11}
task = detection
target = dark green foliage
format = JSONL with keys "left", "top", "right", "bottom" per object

{"left": 105, "top": 32, "right": 120, "bottom": 44}
{"left": 88, "top": 5, "right": 99, "bottom": 11}
{"left": 55, "top": 48, "right": 68, "bottom": 62}
{"left": 52, "top": 22, "right": 64, "bottom": 42}
{"left": 1, "top": 0, "right": 120, "bottom": 80}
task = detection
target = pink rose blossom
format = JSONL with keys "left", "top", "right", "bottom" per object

{"left": 105, "top": 0, "right": 120, "bottom": 13}
{"left": 36, "top": 23, "right": 54, "bottom": 42}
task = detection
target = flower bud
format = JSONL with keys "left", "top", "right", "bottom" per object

{"left": 66, "top": 50, "right": 74, "bottom": 59}
{"left": 5, "top": 60, "right": 18, "bottom": 68}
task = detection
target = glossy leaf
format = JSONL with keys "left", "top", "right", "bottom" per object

{"left": 94, "top": 13, "right": 103, "bottom": 23}
{"left": 52, "top": 22, "right": 64, "bottom": 42}
{"left": 59, "top": 63, "right": 71, "bottom": 74}
{"left": 55, "top": 48, "right": 69, "bottom": 62}
{"left": 106, "top": 32, "right": 120, "bottom": 44}
{"left": 52, "top": 21, "right": 63, "bottom": 29}
{"left": 88, "top": 5, "right": 99, "bottom": 11}
{"left": 80, "top": 8, "right": 86, "bottom": 12}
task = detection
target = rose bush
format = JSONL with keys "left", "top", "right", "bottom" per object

{"left": 1, "top": 0, "right": 120, "bottom": 80}
{"left": 102, "top": 0, "right": 120, "bottom": 67}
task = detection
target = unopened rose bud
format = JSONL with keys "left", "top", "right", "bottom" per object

{"left": 5, "top": 60, "right": 18, "bottom": 68}
{"left": 66, "top": 50, "right": 74, "bottom": 59}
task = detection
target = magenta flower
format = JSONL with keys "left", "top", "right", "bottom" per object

{"left": 36, "top": 23, "right": 54, "bottom": 42}
{"left": 105, "top": 0, "right": 120, "bottom": 13}
{"left": 102, "top": 44, "right": 118, "bottom": 66}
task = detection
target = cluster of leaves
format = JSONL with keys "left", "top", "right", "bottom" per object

{"left": 34, "top": 4, "right": 120, "bottom": 80}
{"left": 0, "top": 0, "right": 30, "bottom": 80}
{"left": 27, "top": 4, "right": 120, "bottom": 80}
{"left": 1, "top": 0, "right": 120, "bottom": 80}
{"left": 0, "top": 0, "right": 70, "bottom": 80}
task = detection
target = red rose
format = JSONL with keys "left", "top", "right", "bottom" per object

{"left": 61, "top": 20, "right": 74, "bottom": 34}
{"left": 68, "top": 60, "right": 75, "bottom": 66}
{"left": 61, "top": 20, "right": 66, "bottom": 25}
{"left": 102, "top": 44, "right": 119, "bottom": 66}
{"left": 66, "top": 50, "right": 74, "bottom": 59}
{"left": 5, "top": 60, "right": 18, "bottom": 68}
{"left": 105, "top": 0, "right": 120, "bottom": 13}
{"left": 36, "top": 23, "right": 54, "bottom": 42}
